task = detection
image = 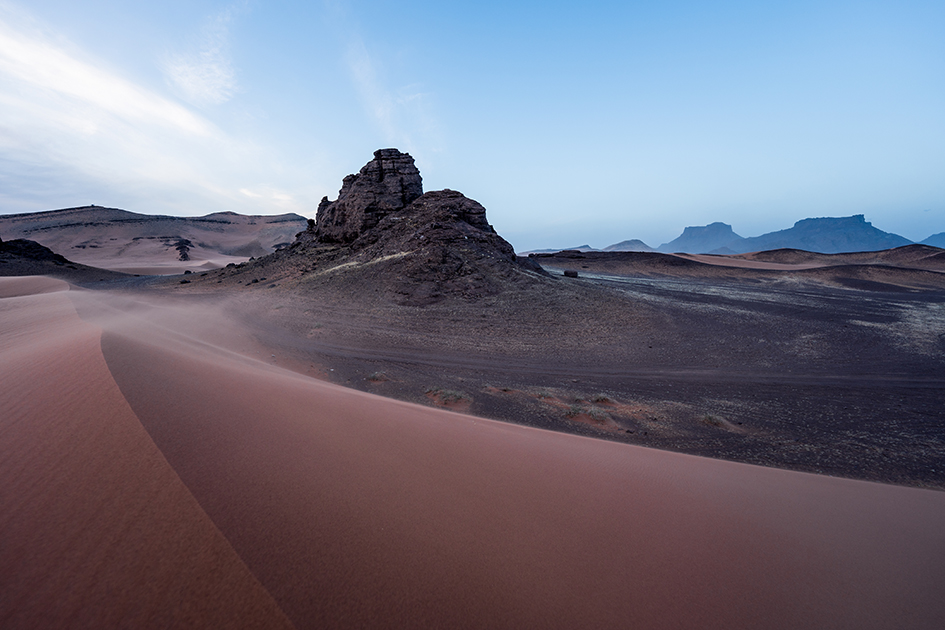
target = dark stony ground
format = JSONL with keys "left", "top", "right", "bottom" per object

{"left": 137, "top": 246, "right": 945, "bottom": 491}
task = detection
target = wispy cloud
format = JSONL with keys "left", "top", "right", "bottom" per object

{"left": 345, "top": 37, "right": 442, "bottom": 156}
{"left": 162, "top": 4, "right": 243, "bottom": 107}
{"left": 0, "top": 4, "right": 312, "bottom": 216}
{"left": 0, "top": 12, "right": 209, "bottom": 135}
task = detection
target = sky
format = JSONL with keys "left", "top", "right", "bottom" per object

{"left": 1, "top": 0, "right": 943, "bottom": 251}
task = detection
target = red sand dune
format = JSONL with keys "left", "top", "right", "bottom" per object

{"left": 2, "top": 278, "right": 944, "bottom": 629}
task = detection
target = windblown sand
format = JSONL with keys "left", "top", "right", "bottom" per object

{"left": 2, "top": 276, "right": 944, "bottom": 629}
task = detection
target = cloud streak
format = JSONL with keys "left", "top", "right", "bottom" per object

{"left": 0, "top": 13, "right": 209, "bottom": 135}
{"left": 0, "top": 4, "right": 312, "bottom": 217}
{"left": 345, "top": 37, "right": 442, "bottom": 157}
{"left": 162, "top": 4, "right": 242, "bottom": 107}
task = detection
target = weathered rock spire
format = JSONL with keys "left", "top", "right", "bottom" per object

{"left": 314, "top": 149, "right": 423, "bottom": 243}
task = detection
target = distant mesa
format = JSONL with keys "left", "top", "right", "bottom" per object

{"left": 657, "top": 222, "right": 743, "bottom": 254}
{"left": 730, "top": 215, "right": 911, "bottom": 254}
{"left": 643, "top": 214, "right": 914, "bottom": 255}
{"left": 530, "top": 214, "right": 925, "bottom": 257}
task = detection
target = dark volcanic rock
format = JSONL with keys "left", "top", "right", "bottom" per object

{"left": 322, "top": 187, "right": 524, "bottom": 304}
{"left": 314, "top": 148, "right": 424, "bottom": 243}
{"left": 245, "top": 150, "right": 548, "bottom": 305}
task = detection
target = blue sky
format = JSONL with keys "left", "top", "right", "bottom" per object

{"left": 1, "top": 0, "right": 943, "bottom": 250}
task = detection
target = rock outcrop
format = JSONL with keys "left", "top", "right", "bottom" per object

{"left": 263, "top": 149, "right": 547, "bottom": 304}
{"left": 314, "top": 149, "right": 424, "bottom": 243}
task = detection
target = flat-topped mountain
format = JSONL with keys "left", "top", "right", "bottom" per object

{"left": 657, "top": 222, "right": 743, "bottom": 254}
{"left": 650, "top": 215, "right": 914, "bottom": 254}
{"left": 730, "top": 215, "right": 911, "bottom": 254}
{"left": 0, "top": 206, "right": 307, "bottom": 273}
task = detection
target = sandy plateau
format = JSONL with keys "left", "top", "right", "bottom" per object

{"left": 2, "top": 158, "right": 944, "bottom": 627}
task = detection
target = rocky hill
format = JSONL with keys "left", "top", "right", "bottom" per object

{"left": 201, "top": 149, "right": 547, "bottom": 305}
{"left": 0, "top": 206, "right": 307, "bottom": 272}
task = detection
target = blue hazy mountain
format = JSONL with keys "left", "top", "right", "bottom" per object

{"left": 652, "top": 215, "right": 912, "bottom": 254}
{"left": 728, "top": 215, "right": 911, "bottom": 254}
{"left": 603, "top": 239, "right": 655, "bottom": 252}
{"left": 921, "top": 232, "right": 945, "bottom": 248}
{"left": 657, "top": 222, "right": 744, "bottom": 253}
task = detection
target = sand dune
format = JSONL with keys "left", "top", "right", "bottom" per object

{"left": 0, "top": 278, "right": 291, "bottom": 628}
{"left": 2, "top": 279, "right": 942, "bottom": 628}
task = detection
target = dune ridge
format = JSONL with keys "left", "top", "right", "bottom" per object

{"left": 0, "top": 278, "right": 292, "bottom": 628}
{"left": 52, "top": 283, "right": 945, "bottom": 629}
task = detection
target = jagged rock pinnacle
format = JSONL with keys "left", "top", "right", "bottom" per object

{"left": 314, "top": 149, "right": 423, "bottom": 243}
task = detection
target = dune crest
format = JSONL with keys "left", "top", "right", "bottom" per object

{"left": 48, "top": 284, "right": 945, "bottom": 629}
{"left": 0, "top": 277, "right": 292, "bottom": 628}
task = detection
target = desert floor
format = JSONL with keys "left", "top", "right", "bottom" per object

{"left": 2, "top": 256, "right": 945, "bottom": 627}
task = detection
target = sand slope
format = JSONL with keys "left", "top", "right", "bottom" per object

{"left": 0, "top": 278, "right": 292, "bottom": 628}
{"left": 71, "top": 287, "right": 945, "bottom": 628}
{"left": 2, "top": 280, "right": 944, "bottom": 628}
